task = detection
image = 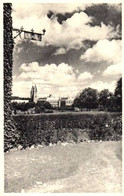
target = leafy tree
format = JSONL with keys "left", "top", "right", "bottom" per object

{"left": 114, "top": 77, "right": 122, "bottom": 111}
{"left": 107, "top": 95, "right": 117, "bottom": 112}
{"left": 74, "top": 88, "right": 98, "bottom": 110}
{"left": 35, "top": 102, "right": 45, "bottom": 113}
{"left": 13, "top": 102, "right": 26, "bottom": 111}
{"left": 11, "top": 101, "right": 35, "bottom": 113}
{"left": 98, "top": 89, "right": 113, "bottom": 111}
{"left": 43, "top": 101, "right": 53, "bottom": 109}
{"left": 35, "top": 101, "right": 53, "bottom": 113}
{"left": 73, "top": 97, "right": 81, "bottom": 108}
{"left": 25, "top": 102, "right": 35, "bottom": 110}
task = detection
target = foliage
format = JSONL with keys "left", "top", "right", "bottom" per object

{"left": 35, "top": 105, "right": 45, "bottom": 113}
{"left": 35, "top": 102, "right": 45, "bottom": 113}
{"left": 43, "top": 101, "right": 53, "bottom": 109}
{"left": 73, "top": 97, "right": 81, "bottom": 108}
{"left": 114, "top": 77, "right": 122, "bottom": 112}
{"left": 35, "top": 101, "right": 53, "bottom": 113}
{"left": 12, "top": 101, "right": 35, "bottom": 112}
{"left": 106, "top": 95, "right": 117, "bottom": 112}
{"left": 73, "top": 80, "right": 122, "bottom": 112}
{"left": 11, "top": 101, "right": 53, "bottom": 113}
{"left": 4, "top": 3, "right": 19, "bottom": 152}
{"left": 12, "top": 102, "right": 26, "bottom": 112}
{"left": 11, "top": 112, "right": 122, "bottom": 150}
{"left": 26, "top": 101, "right": 35, "bottom": 110}
{"left": 98, "top": 89, "right": 113, "bottom": 111}
{"left": 74, "top": 88, "right": 98, "bottom": 110}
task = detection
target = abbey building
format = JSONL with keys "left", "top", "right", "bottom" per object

{"left": 30, "top": 84, "right": 74, "bottom": 108}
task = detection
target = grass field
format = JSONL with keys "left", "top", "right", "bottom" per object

{"left": 4, "top": 141, "right": 122, "bottom": 193}
{"left": 14, "top": 110, "right": 120, "bottom": 116}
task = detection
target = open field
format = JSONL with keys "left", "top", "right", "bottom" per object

{"left": 4, "top": 141, "right": 122, "bottom": 193}
{"left": 13, "top": 110, "right": 121, "bottom": 116}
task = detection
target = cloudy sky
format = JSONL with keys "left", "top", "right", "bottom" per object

{"left": 12, "top": 3, "right": 122, "bottom": 98}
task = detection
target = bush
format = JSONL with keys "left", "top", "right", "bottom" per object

{"left": 44, "top": 109, "right": 53, "bottom": 113}
{"left": 4, "top": 4, "right": 19, "bottom": 152}
{"left": 35, "top": 105, "right": 45, "bottom": 113}
{"left": 11, "top": 112, "right": 122, "bottom": 150}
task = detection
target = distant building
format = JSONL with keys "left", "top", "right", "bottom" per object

{"left": 47, "top": 96, "right": 59, "bottom": 108}
{"left": 37, "top": 96, "right": 74, "bottom": 108}
{"left": 37, "top": 97, "right": 47, "bottom": 102}
{"left": 58, "top": 97, "right": 67, "bottom": 108}
{"left": 11, "top": 96, "right": 30, "bottom": 103}
{"left": 12, "top": 85, "right": 74, "bottom": 108}
{"left": 65, "top": 97, "right": 74, "bottom": 106}
{"left": 30, "top": 84, "right": 37, "bottom": 103}
{"left": 58, "top": 97, "right": 74, "bottom": 108}
{"left": 32, "top": 84, "right": 75, "bottom": 108}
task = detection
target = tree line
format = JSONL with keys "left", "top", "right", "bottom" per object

{"left": 73, "top": 77, "right": 122, "bottom": 112}
{"left": 11, "top": 100, "right": 53, "bottom": 114}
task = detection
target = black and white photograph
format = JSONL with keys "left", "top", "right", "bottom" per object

{"left": 3, "top": 0, "right": 122, "bottom": 193}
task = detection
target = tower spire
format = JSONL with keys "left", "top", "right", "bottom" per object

{"left": 30, "top": 84, "right": 37, "bottom": 103}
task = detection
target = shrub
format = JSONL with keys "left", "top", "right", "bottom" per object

{"left": 11, "top": 112, "right": 122, "bottom": 150}
{"left": 4, "top": 3, "right": 19, "bottom": 152}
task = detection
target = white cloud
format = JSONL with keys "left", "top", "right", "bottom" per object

{"left": 12, "top": 61, "right": 118, "bottom": 97}
{"left": 78, "top": 72, "right": 93, "bottom": 81}
{"left": 19, "top": 62, "right": 76, "bottom": 86}
{"left": 12, "top": 4, "right": 121, "bottom": 98}
{"left": 42, "top": 15, "right": 118, "bottom": 51}
{"left": 89, "top": 80, "right": 116, "bottom": 92}
{"left": 12, "top": 4, "right": 119, "bottom": 52}
{"left": 20, "top": 62, "right": 39, "bottom": 72}
{"left": 12, "top": 81, "right": 32, "bottom": 97}
{"left": 102, "top": 63, "right": 122, "bottom": 76}
{"left": 53, "top": 48, "right": 66, "bottom": 55}
{"left": 13, "top": 62, "right": 93, "bottom": 97}
{"left": 80, "top": 39, "right": 122, "bottom": 64}
{"left": 13, "top": 3, "right": 92, "bottom": 19}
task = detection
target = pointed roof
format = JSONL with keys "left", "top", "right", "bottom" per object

{"left": 31, "top": 85, "right": 34, "bottom": 91}
{"left": 34, "top": 84, "right": 37, "bottom": 92}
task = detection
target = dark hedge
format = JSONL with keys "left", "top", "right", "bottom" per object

{"left": 12, "top": 113, "right": 122, "bottom": 149}
{"left": 4, "top": 4, "right": 19, "bottom": 152}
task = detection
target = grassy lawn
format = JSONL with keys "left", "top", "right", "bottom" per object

{"left": 4, "top": 141, "right": 122, "bottom": 193}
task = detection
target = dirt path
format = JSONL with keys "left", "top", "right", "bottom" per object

{"left": 5, "top": 141, "right": 122, "bottom": 193}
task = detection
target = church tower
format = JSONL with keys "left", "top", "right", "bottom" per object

{"left": 34, "top": 84, "right": 37, "bottom": 103}
{"left": 30, "top": 84, "right": 37, "bottom": 103}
